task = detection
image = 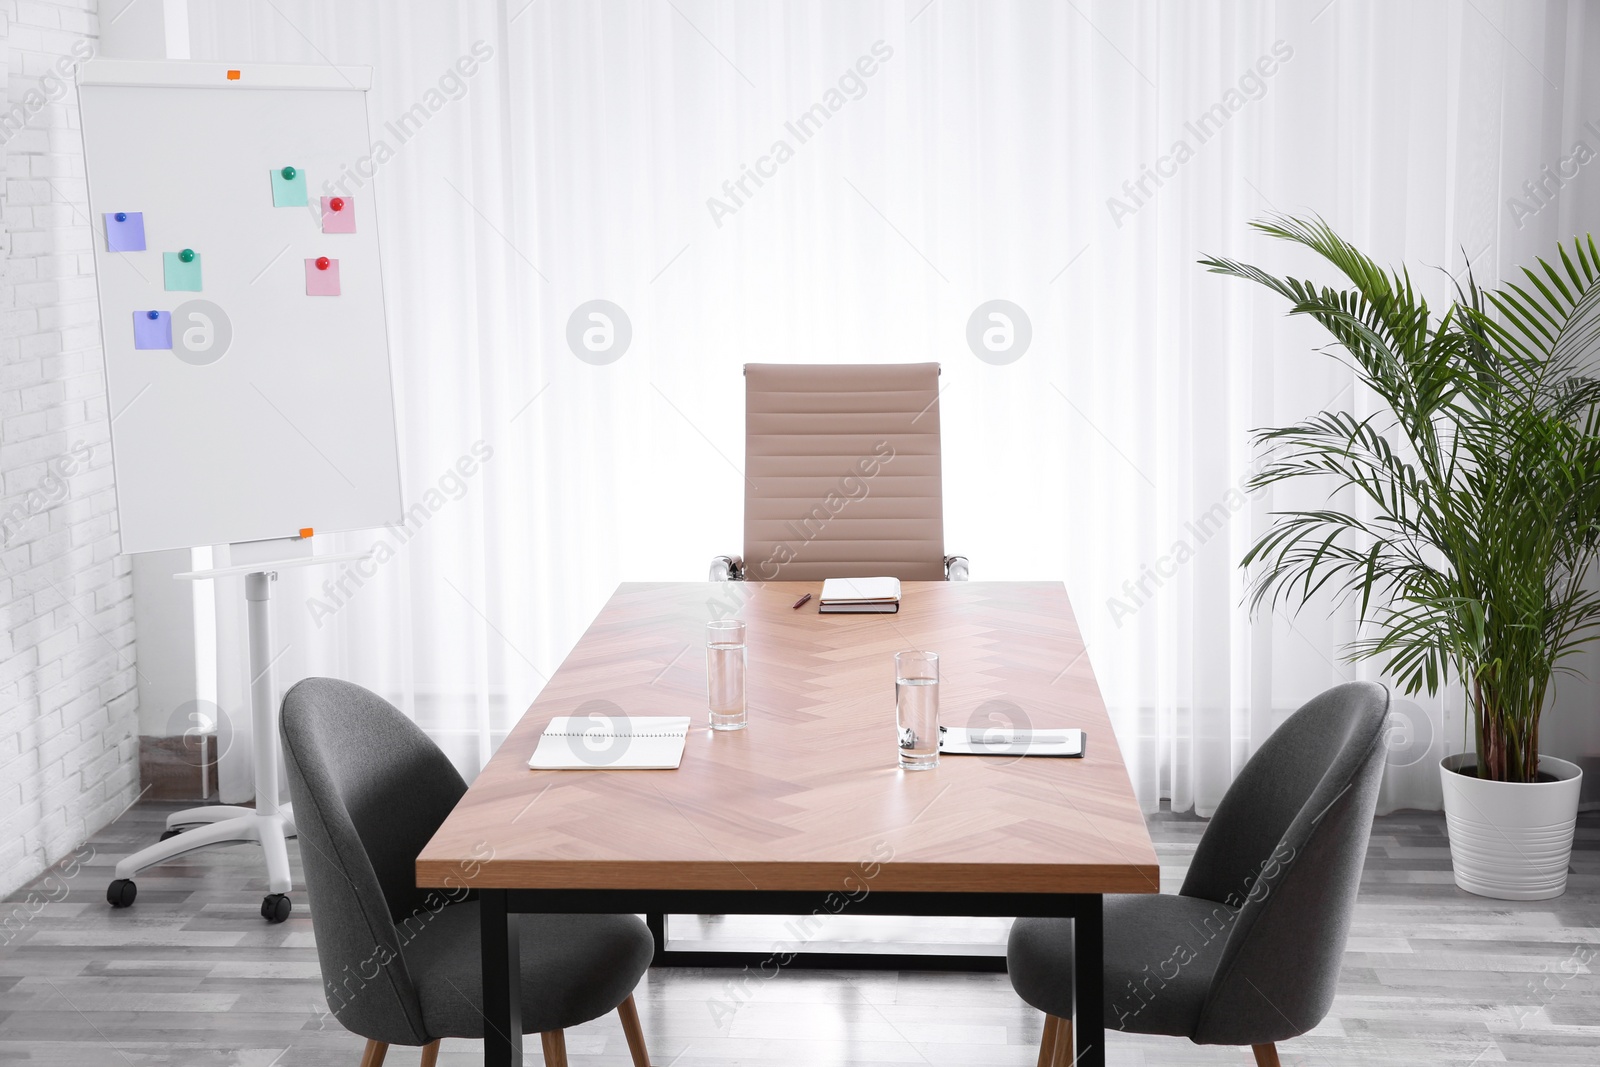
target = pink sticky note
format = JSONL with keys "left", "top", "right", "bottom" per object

{"left": 305, "top": 258, "right": 341, "bottom": 296}
{"left": 321, "top": 196, "right": 355, "bottom": 233}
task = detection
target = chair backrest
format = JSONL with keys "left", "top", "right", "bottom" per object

{"left": 743, "top": 362, "right": 946, "bottom": 581}
{"left": 1183, "top": 680, "right": 1389, "bottom": 1045}
{"left": 280, "top": 677, "right": 470, "bottom": 1046}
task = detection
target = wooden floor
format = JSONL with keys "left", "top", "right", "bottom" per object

{"left": 0, "top": 801, "right": 1595, "bottom": 1065}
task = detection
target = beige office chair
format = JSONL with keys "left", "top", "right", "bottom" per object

{"left": 710, "top": 362, "right": 967, "bottom": 582}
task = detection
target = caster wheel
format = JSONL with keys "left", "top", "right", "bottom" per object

{"left": 261, "top": 893, "right": 291, "bottom": 923}
{"left": 159, "top": 828, "right": 184, "bottom": 841}
{"left": 106, "top": 879, "right": 137, "bottom": 908}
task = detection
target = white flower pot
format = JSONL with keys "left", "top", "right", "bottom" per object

{"left": 1439, "top": 753, "right": 1583, "bottom": 900}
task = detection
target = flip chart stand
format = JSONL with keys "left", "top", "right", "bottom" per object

{"left": 106, "top": 548, "right": 371, "bottom": 923}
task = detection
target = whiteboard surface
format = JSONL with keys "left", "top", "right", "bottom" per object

{"left": 79, "top": 63, "right": 403, "bottom": 554}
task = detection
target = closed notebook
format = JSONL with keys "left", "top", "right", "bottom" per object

{"left": 939, "top": 726, "right": 1085, "bottom": 758}
{"left": 819, "top": 576, "right": 901, "bottom": 614}
{"left": 528, "top": 715, "right": 691, "bottom": 770}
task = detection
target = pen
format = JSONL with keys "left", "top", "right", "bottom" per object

{"left": 792, "top": 592, "right": 813, "bottom": 609}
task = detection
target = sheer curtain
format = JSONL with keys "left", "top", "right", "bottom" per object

{"left": 188, "top": 0, "right": 1600, "bottom": 815}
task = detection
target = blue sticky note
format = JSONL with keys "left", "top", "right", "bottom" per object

{"left": 270, "top": 166, "right": 308, "bottom": 207}
{"left": 163, "top": 251, "right": 202, "bottom": 291}
{"left": 104, "top": 212, "right": 146, "bottom": 252}
{"left": 133, "top": 311, "right": 172, "bottom": 350}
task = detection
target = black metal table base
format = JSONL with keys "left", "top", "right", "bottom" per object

{"left": 478, "top": 889, "right": 1104, "bottom": 1067}
{"left": 644, "top": 909, "right": 1009, "bottom": 970}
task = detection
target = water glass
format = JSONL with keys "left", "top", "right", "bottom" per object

{"left": 707, "top": 619, "right": 748, "bottom": 731}
{"left": 895, "top": 650, "right": 940, "bottom": 770}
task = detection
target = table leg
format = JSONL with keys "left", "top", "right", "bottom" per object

{"left": 480, "top": 889, "right": 523, "bottom": 1067}
{"left": 647, "top": 912, "right": 667, "bottom": 964}
{"left": 1073, "top": 895, "right": 1104, "bottom": 1067}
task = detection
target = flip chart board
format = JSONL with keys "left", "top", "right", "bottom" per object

{"left": 78, "top": 60, "right": 403, "bottom": 554}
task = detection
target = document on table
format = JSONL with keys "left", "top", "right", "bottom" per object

{"left": 528, "top": 715, "right": 691, "bottom": 770}
{"left": 939, "top": 726, "right": 1085, "bottom": 758}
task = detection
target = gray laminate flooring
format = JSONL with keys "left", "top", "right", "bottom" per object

{"left": 0, "top": 801, "right": 1595, "bottom": 1065}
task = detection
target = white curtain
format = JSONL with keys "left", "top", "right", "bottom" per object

{"left": 188, "top": 0, "right": 1600, "bottom": 816}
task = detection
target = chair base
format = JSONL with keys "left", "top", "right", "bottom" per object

{"left": 1253, "top": 1044, "right": 1281, "bottom": 1067}
{"left": 355, "top": 995, "right": 651, "bottom": 1066}
{"left": 112, "top": 806, "right": 296, "bottom": 894}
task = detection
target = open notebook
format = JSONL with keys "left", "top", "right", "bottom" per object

{"left": 528, "top": 715, "right": 691, "bottom": 770}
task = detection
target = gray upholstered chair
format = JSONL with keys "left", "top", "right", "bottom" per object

{"left": 1007, "top": 680, "right": 1389, "bottom": 1067}
{"left": 280, "top": 678, "right": 655, "bottom": 1067}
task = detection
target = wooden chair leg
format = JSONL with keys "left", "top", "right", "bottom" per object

{"left": 1252, "top": 1044, "right": 1281, "bottom": 1067}
{"left": 541, "top": 1029, "right": 569, "bottom": 1067}
{"left": 1035, "top": 1013, "right": 1060, "bottom": 1067}
{"left": 1048, "top": 1016, "right": 1075, "bottom": 1067}
{"left": 617, "top": 993, "right": 652, "bottom": 1067}
{"left": 419, "top": 1040, "right": 441, "bottom": 1067}
{"left": 358, "top": 1040, "right": 388, "bottom": 1067}
{"left": 1036, "top": 1014, "right": 1061, "bottom": 1067}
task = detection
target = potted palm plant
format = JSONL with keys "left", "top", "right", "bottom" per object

{"left": 1204, "top": 216, "right": 1597, "bottom": 899}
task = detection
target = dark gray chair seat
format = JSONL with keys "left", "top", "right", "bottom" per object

{"left": 1007, "top": 680, "right": 1390, "bottom": 1067}
{"left": 406, "top": 904, "right": 651, "bottom": 1038}
{"left": 1010, "top": 894, "right": 1239, "bottom": 1037}
{"left": 281, "top": 677, "right": 654, "bottom": 1066}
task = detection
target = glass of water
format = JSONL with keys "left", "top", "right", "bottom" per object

{"left": 707, "top": 619, "right": 747, "bottom": 731}
{"left": 895, "top": 650, "right": 940, "bottom": 770}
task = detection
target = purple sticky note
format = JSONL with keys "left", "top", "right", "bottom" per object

{"left": 305, "top": 258, "right": 341, "bottom": 296}
{"left": 321, "top": 196, "right": 355, "bottom": 233}
{"left": 133, "top": 310, "right": 172, "bottom": 349}
{"left": 105, "top": 212, "right": 146, "bottom": 252}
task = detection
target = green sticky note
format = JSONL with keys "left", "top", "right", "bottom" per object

{"left": 163, "top": 251, "right": 202, "bottom": 291}
{"left": 271, "top": 166, "right": 308, "bottom": 207}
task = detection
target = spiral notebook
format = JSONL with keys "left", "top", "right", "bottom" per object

{"left": 528, "top": 715, "right": 691, "bottom": 770}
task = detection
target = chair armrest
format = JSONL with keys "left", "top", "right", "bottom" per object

{"left": 709, "top": 555, "right": 745, "bottom": 581}
{"left": 944, "top": 555, "right": 969, "bottom": 581}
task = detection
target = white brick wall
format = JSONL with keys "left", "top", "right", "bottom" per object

{"left": 0, "top": 0, "right": 139, "bottom": 900}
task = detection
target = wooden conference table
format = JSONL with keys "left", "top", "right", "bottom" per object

{"left": 417, "top": 581, "right": 1157, "bottom": 1067}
